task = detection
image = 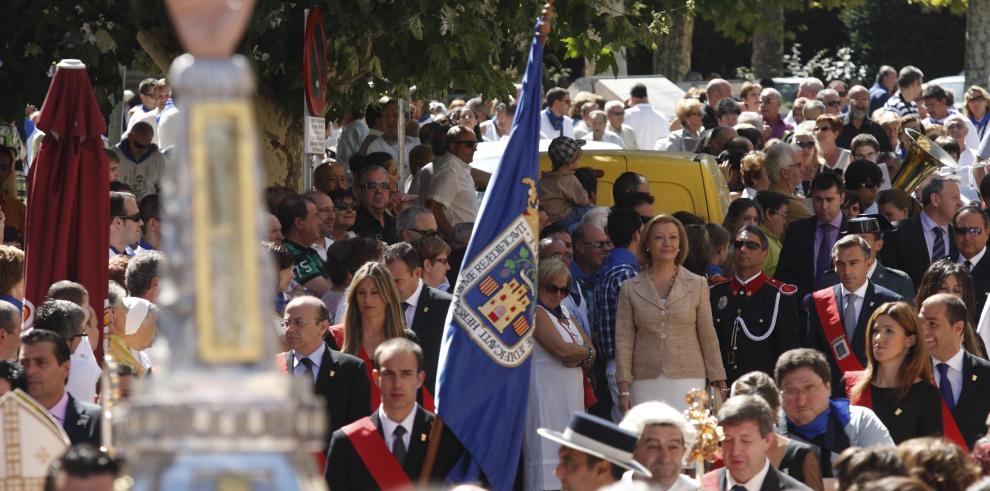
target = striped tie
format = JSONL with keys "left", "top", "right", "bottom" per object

{"left": 932, "top": 226, "right": 946, "bottom": 261}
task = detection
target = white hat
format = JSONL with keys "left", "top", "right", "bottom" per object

{"left": 123, "top": 296, "right": 151, "bottom": 335}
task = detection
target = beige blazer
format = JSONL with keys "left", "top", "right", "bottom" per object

{"left": 615, "top": 265, "right": 727, "bottom": 384}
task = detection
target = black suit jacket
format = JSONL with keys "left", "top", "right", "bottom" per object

{"left": 324, "top": 407, "right": 464, "bottom": 490}
{"left": 409, "top": 285, "right": 453, "bottom": 395}
{"left": 880, "top": 214, "right": 957, "bottom": 287}
{"left": 776, "top": 214, "right": 848, "bottom": 300}
{"left": 714, "top": 466, "right": 812, "bottom": 491}
{"left": 952, "top": 351, "right": 990, "bottom": 448}
{"left": 964, "top": 255, "right": 990, "bottom": 317}
{"left": 804, "top": 282, "right": 903, "bottom": 396}
{"left": 284, "top": 344, "right": 372, "bottom": 441}
{"left": 62, "top": 394, "right": 102, "bottom": 446}
{"left": 816, "top": 261, "right": 916, "bottom": 303}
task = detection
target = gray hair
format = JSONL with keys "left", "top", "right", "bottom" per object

{"left": 816, "top": 88, "right": 839, "bottom": 102}
{"left": 801, "top": 77, "right": 824, "bottom": 94}
{"left": 107, "top": 281, "right": 127, "bottom": 308}
{"left": 832, "top": 234, "right": 873, "bottom": 261}
{"left": 619, "top": 401, "right": 697, "bottom": 459}
{"left": 581, "top": 206, "right": 611, "bottom": 229}
{"left": 920, "top": 175, "right": 960, "bottom": 207}
{"left": 125, "top": 251, "right": 164, "bottom": 297}
{"left": 764, "top": 142, "right": 796, "bottom": 183}
{"left": 760, "top": 87, "right": 782, "bottom": 102}
{"left": 0, "top": 302, "right": 18, "bottom": 334}
{"left": 589, "top": 110, "right": 607, "bottom": 123}
{"left": 737, "top": 111, "right": 764, "bottom": 129}
{"left": 396, "top": 205, "right": 432, "bottom": 235}
{"left": 604, "top": 100, "right": 625, "bottom": 113}
{"left": 803, "top": 100, "right": 826, "bottom": 117}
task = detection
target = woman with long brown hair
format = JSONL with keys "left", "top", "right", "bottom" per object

{"left": 914, "top": 258, "right": 987, "bottom": 358}
{"left": 844, "top": 302, "right": 945, "bottom": 443}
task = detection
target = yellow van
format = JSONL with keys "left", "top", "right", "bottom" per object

{"left": 472, "top": 141, "right": 730, "bottom": 223}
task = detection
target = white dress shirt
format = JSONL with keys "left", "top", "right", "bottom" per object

{"left": 920, "top": 211, "right": 951, "bottom": 261}
{"left": 67, "top": 337, "right": 102, "bottom": 404}
{"left": 403, "top": 280, "right": 425, "bottom": 328}
{"left": 539, "top": 110, "right": 575, "bottom": 139}
{"left": 624, "top": 103, "right": 670, "bottom": 150}
{"left": 379, "top": 404, "right": 417, "bottom": 452}
{"left": 960, "top": 246, "right": 987, "bottom": 270}
{"left": 726, "top": 458, "right": 771, "bottom": 491}
{"left": 839, "top": 280, "right": 870, "bottom": 333}
{"left": 336, "top": 119, "right": 369, "bottom": 168}
{"left": 292, "top": 342, "right": 326, "bottom": 383}
{"left": 932, "top": 347, "right": 965, "bottom": 405}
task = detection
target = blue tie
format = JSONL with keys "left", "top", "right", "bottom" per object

{"left": 937, "top": 363, "right": 955, "bottom": 410}
{"left": 932, "top": 226, "right": 946, "bottom": 261}
{"left": 731, "top": 485, "right": 747, "bottom": 491}
{"left": 816, "top": 224, "right": 832, "bottom": 282}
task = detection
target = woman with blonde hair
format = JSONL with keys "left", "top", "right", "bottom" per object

{"left": 328, "top": 261, "right": 411, "bottom": 408}
{"left": 658, "top": 98, "right": 705, "bottom": 152}
{"left": 964, "top": 85, "right": 990, "bottom": 142}
{"left": 615, "top": 214, "right": 727, "bottom": 413}
{"left": 843, "top": 301, "right": 950, "bottom": 444}
{"left": 814, "top": 114, "right": 851, "bottom": 173}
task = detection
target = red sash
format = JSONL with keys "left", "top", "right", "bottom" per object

{"left": 843, "top": 371, "right": 968, "bottom": 449}
{"left": 812, "top": 289, "right": 865, "bottom": 374}
{"left": 341, "top": 417, "right": 414, "bottom": 490}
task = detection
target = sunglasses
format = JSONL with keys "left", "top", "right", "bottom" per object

{"left": 733, "top": 239, "right": 764, "bottom": 251}
{"left": 955, "top": 226, "right": 985, "bottom": 236}
{"left": 115, "top": 213, "right": 142, "bottom": 222}
{"left": 543, "top": 284, "right": 571, "bottom": 296}
{"left": 857, "top": 182, "right": 878, "bottom": 190}
{"left": 364, "top": 181, "right": 390, "bottom": 191}
{"left": 766, "top": 208, "right": 786, "bottom": 217}
{"left": 581, "top": 240, "right": 612, "bottom": 249}
{"left": 335, "top": 202, "right": 359, "bottom": 211}
{"left": 452, "top": 140, "right": 478, "bottom": 149}
{"left": 796, "top": 141, "right": 816, "bottom": 149}
{"left": 409, "top": 228, "right": 440, "bottom": 238}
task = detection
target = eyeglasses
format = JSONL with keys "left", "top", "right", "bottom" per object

{"left": 857, "top": 182, "right": 878, "bottom": 190}
{"left": 580, "top": 240, "right": 612, "bottom": 249}
{"left": 766, "top": 209, "right": 786, "bottom": 218}
{"left": 115, "top": 213, "right": 142, "bottom": 222}
{"left": 796, "top": 141, "right": 816, "bottom": 149}
{"left": 335, "top": 202, "right": 359, "bottom": 211}
{"left": 451, "top": 140, "right": 478, "bottom": 149}
{"left": 780, "top": 382, "right": 825, "bottom": 401}
{"left": 408, "top": 228, "right": 440, "bottom": 238}
{"left": 733, "top": 239, "right": 764, "bottom": 251}
{"left": 364, "top": 181, "right": 390, "bottom": 191}
{"left": 955, "top": 226, "right": 985, "bottom": 236}
{"left": 970, "top": 96, "right": 987, "bottom": 103}
{"left": 281, "top": 317, "right": 322, "bottom": 329}
{"left": 543, "top": 284, "right": 571, "bottom": 296}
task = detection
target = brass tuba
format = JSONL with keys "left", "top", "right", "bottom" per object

{"left": 890, "top": 128, "right": 958, "bottom": 193}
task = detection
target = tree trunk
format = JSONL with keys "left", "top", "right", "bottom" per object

{"left": 965, "top": 0, "right": 990, "bottom": 89}
{"left": 256, "top": 94, "right": 303, "bottom": 189}
{"left": 751, "top": 3, "right": 784, "bottom": 80}
{"left": 651, "top": 7, "right": 694, "bottom": 81}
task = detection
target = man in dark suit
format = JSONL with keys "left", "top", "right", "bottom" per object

{"left": 704, "top": 395, "right": 811, "bottom": 490}
{"left": 805, "top": 235, "right": 903, "bottom": 395}
{"left": 19, "top": 329, "right": 101, "bottom": 446}
{"left": 953, "top": 206, "right": 990, "bottom": 315}
{"left": 280, "top": 296, "right": 370, "bottom": 441}
{"left": 325, "top": 338, "right": 461, "bottom": 490}
{"left": 384, "top": 242, "right": 452, "bottom": 395}
{"left": 880, "top": 175, "right": 963, "bottom": 287}
{"left": 776, "top": 172, "right": 847, "bottom": 300}
{"left": 816, "top": 216, "right": 915, "bottom": 301}
{"left": 920, "top": 293, "right": 990, "bottom": 448}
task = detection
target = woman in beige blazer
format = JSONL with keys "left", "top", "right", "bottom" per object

{"left": 615, "top": 214, "right": 728, "bottom": 413}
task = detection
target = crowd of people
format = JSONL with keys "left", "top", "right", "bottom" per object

{"left": 5, "top": 64, "right": 990, "bottom": 490}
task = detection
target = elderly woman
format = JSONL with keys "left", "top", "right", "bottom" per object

{"left": 524, "top": 258, "right": 595, "bottom": 490}
{"left": 843, "top": 302, "right": 958, "bottom": 446}
{"left": 792, "top": 124, "right": 822, "bottom": 188}
{"left": 615, "top": 214, "right": 727, "bottom": 413}
{"left": 412, "top": 235, "right": 452, "bottom": 292}
{"left": 814, "top": 114, "right": 850, "bottom": 173}
{"left": 618, "top": 401, "right": 699, "bottom": 490}
{"left": 328, "top": 261, "right": 411, "bottom": 409}
{"left": 775, "top": 348, "right": 894, "bottom": 480}
{"left": 658, "top": 99, "right": 705, "bottom": 152}
{"left": 731, "top": 371, "right": 824, "bottom": 491}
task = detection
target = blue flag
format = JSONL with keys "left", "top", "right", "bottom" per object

{"left": 434, "top": 14, "right": 547, "bottom": 491}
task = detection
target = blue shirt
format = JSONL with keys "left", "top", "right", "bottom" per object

{"left": 593, "top": 248, "right": 640, "bottom": 360}
{"left": 869, "top": 83, "right": 892, "bottom": 114}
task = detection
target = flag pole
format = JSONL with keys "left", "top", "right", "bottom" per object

{"left": 417, "top": 1, "right": 555, "bottom": 485}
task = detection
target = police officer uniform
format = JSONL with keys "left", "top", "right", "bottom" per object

{"left": 710, "top": 272, "right": 801, "bottom": 385}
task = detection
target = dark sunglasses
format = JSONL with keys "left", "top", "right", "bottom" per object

{"left": 409, "top": 228, "right": 440, "bottom": 238}
{"left": 115, "top": 213, "right": 142, "bottom": 222}
{"left": 796, "top": 141, "right": 816, "bottom": 149}
{"left": 580, "top": 240, "right": 612, "bottom": 249}
{"left": 955, "top": 226, "right": 985, "bottom": 236}
{"left": 857, "top": 182, "right": 878, "bottom": 190}
{"left": 452, "top": 140, "right": 478, "bottom": 149}
{"left": 363, "top": 181, "right": 390, "bottom": 191}
{"left": 335, "top": 202, "right": 359, "bottom": 211}
{"left": 733, "top": 239, "right": 764, "bottom": 251}
{"left": 543, "top": 284, "right": 571, "bottom": 296}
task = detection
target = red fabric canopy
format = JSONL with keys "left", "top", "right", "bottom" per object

{"left": 24, "top": 60, "right": 109, "bottom": 359}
